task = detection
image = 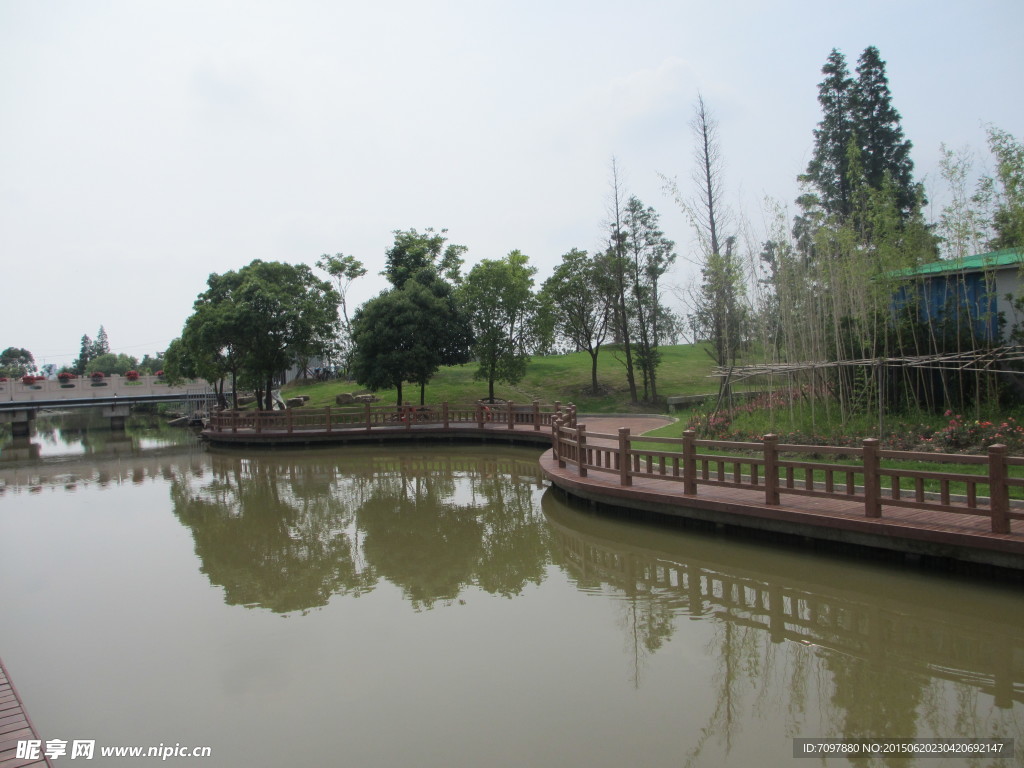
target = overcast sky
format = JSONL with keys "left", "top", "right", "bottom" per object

{"left": 3, "top": 1, "right": 1022, "bottom": 370}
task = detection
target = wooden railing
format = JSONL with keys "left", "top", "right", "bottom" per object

{"left": 207, "top": 400, "right": 565, "bottom": 436}
{"left": 550, "top": 414, "right": 1024, "bottom": 534}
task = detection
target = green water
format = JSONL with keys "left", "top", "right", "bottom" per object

{"left": 1, "top": 416, "right": 1022, "bottom": 767}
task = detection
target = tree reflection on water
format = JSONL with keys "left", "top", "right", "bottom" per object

{"left": 5, "top": 435, "right": 1024, "bottom": 764}
{"left": 169, "top": 446, "right": 550, "bottom": 613}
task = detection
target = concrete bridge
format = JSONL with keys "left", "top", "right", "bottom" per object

{"left": 0, "top": 374, "right": 217, "bottom": 435}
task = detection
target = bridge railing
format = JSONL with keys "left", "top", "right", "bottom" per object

{"left": 550, "top": 419, "right": 1024, "bottom": 534}
{"left": 206, "top": 400, "right": 567, "bottom": 436}
{"left": 1, "top": 374, "right": 211, "bottom": 402}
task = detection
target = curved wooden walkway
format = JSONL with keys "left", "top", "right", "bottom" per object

{"left": 542, "top": 416, "right": 1024, "bottom": 573}
{"left": 0, "top": 658, "right": 50, "bottom": 768}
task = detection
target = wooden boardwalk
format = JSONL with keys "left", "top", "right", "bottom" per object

{"left": 205, "top": 406, "right": 1024, "bottom": 571}
{"left": 542, "top": 417, "right": 1024, "bottom": 573}
{"left": 0, "top": 658, "right": 50, "bottom": 768}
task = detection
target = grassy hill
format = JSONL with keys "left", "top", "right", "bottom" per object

{"left": 283, "top": 343, "right": 755, "bottom": 413}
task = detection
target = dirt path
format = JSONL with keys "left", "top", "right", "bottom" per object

{"left": 575, "top": 413, "right": 676, "bottom": 439}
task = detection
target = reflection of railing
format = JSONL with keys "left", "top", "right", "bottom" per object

{"left": 551, "top": 413, "right": 1024, "bottom": 534}
{"left": 207, "top": 401, "right": 564, "bottom": 436}
{"left": 546, "top": 506, "right": 1024, "bottom": 707}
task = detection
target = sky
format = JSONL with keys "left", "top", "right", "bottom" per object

{"left": 2, "top": 0, "right": 1022, "bottom": 371}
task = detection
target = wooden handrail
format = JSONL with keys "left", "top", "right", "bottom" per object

{"left": 553, "top": 422, "right": 1021, "bottom": 532}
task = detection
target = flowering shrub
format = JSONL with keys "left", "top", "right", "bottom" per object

{"left": 90, "top": 371, "right": 105, "bottom": 379}
{"left": 58, "top": 372, "right": 77, "bottom": 381}
{"left": 684, "top": 387, "right": 1024, "bottom": 454}
{"left": 937, "top": 412, "right": 1024, "bottom": 452}
{"left": 21, "top": 375, "right": 44, "bottom": 385}
{"left": 125, "top": 370, "right": 140, "bottom": 381}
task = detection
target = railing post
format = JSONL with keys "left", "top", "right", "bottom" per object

{"left": 619, "top": 427, "right": 631, "bottom": 486}
{"left": 325, "top": 406, "right": 332, "bottom": 433}
{"left": 553, "top": 416, "right": 566, "bottom": 469}
{"left": 404, "top": 401, "right": 412, "bottom": 430}
{"left": 477, "top": 402, "right": 485, "bottom": 429}
{"left": 533, "top": 400, "right": 540, "bottom": 431}
{"left": 507, "top": 400, "right": 515, "bottom": 430}
{"left": 231, "top": 412, "right": 238, "bottom": 434}
{"left": 577, "top": 424, "right": 588, "bottom": 477}
{"left": 764, "top": 434, "right": 780, "bottom": 506}
{"left": 682, "top": 429, "right": 697, "bottom": 495}
{"left": 365, "top": 401, "right": 372, "bottom": 433}
{"left": 287, "top": 406, "right": 294, "bottom": 433}
{"left": 862, "top": 438, "right": 881, "bottom": 518}
{"left": 442, "top": 402, "right": 449, "bottom": 429}
{"left": 989, "top": 444, "right": 1010, "bottom": 534}
{"left": 256, "top": 411, "right": 263, "bottom": 434}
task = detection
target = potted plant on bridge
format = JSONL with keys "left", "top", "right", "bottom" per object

{"left": 58, "top": 371, "right": 77, "bottom": 388}
{"left": 125, "top": 370, "right": 140, "bottom": 383}
{"left": 90, "top": 371, "right": 107, "bottom": 387}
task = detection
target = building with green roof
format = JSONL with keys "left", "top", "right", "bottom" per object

{"left": 890, "top": 248, "right": 1024, "bottom": 342}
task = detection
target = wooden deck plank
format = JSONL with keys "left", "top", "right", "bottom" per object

{"left": 540, "top": 448, "right": 1024, "bottom": 570}
{"left": 0, "top": 659, "right": 51, "bottom": 768}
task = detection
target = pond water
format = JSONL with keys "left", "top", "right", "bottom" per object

{"left": 1, "top": 413, "right": 1023, "bottom": 767}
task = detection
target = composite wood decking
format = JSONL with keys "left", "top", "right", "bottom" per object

{"left": 207, "top": 408, "right": 1024, "bottom": 571}
{"left": 0, "top": 658, "right": 50, "bottom": 768}
{"left": 541, "top": 418, "right": 1024, "bottom": 572}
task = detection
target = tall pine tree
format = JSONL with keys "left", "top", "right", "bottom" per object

{"left": 799, "top": 46, "right": 920, "bottom": 224}
{"left": 800, "top": 49, "right": 856, "bottom": 220}
{"left": 853, "top": 46, "right": 919, "bottom": 218}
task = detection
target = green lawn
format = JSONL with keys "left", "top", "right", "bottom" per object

{"left": 284, "top": 343, "right": 748, "bottom": 412}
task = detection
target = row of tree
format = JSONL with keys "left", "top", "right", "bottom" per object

{"left": 1, "top": 329, "right": 165, "bottom": 381}
{"left": 677, "top": 45, "right": 1024, "bottom": 423}
{"left": 165, "top": 209, "right": 683, "bottom": 408}
{"left": 162, "top": 45, "right": 1022, "bottom": 416}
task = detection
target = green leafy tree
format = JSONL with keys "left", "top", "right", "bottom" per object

{"left": 383, "top": 228, "right": 466, "bottom": 289}
{"left": 622, "top": 195, "right": 677, "bottom": 401}
{"left": 978, "top": 126, "right": 1024, "bottom": 251}
{"left": 460, "top": 251, "right": 543, "bottom": 402}
{"left": 350, "top": 268, "right": 472, "bottom": 406}
{"left": 316, "top": 252, "right": 367, "bottom": 376}
{"left": 166, "top": 300, "right": 242, "bottom": 408}
{"left": 175, "top": 260, "right": 340, "bottom": 410}
{"left": 84, "top": 352, "right": 138, "bottom": 376}
{"left": 0, "top": 347, "right": 35, "bottom": 378}
{"left": 540, "top": 249, "right": 613, "bottom": 394}
{"left": 138, "top": 352, "right": 165, "bottom": 375}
